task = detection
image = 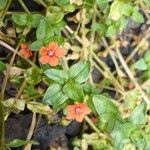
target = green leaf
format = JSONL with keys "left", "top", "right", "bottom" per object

{"left": 111, "top": 123, "right": 137, "bottom": 149}
{"left": 134, "top": 58, "right": 147, "bottom": 71}
{"left": 63, "top": 81, "right": 84, "bottom": 102}
{"left": 24, "top": 85, "right": 39, "bottom": 97}
{"left": 146, "top": 86, "right": 150, "bottom": 94}
{"left": 47, "top": 6, "right": 61, "bottom": 12}
{"left": 29, "top": 40, "right": 43, "bottom": 51}
{"left": 24, "top": 67, "right": 42, "bottom": 85}
{"left": 12, "top": 13, "right": 27, "bottom": 26}
{"left": 52, "top": 21, "right": 66, "bottom": 35}
{"left": 0, "top": 61, "right": 6, "bottom": 72}
{"left": 36, "top": 19, "right": 46, "bottom": 40}
{"left": 44, "top": 69, "right": 68, "bottom": 85}
{"left": 27, "top": 102, "right": 51, "bottom": 115}
{"left": 109, "top": 0, "right": 124, "bottom": 21}
{"left": 27, "top": 14, "right": 43, "bottom": 28}
{"left": 101, "top": 113, "right": 123, "bottom": 132}
{"left": 144, "top": 0, "right": 150, "bottom": 6}
{"left": 2, "top": 98, "right": 25, "bottom": 111}
{"left": 144, "top": 50, "right": 150, "bottom": 63}
{"left": 96, "top": 0, "right": 108, "bottom": 11}
{"left": 8, "top": 139, "right": 38, "bottom": 148}
{"left": 62, "top": 4, "right": 76, "bottom": 12}
{"left": 121, "top": 3, "right": 133, "bottom": 17}
{"left": 0, "top": 0, "right": 7, "bottom": 10}
{"left": 47, "top": 12, "right": 64, "bottom": 24}
{"left": 93, "top": 95, "right": 119, "bottom": 115}
{"left": 43, "top": 83, "right": 68, "bottom": 111}
{"left": 54, "top": 0, "right": 69, "bottom": 5}
{"left": 131, "top": 130, "right": 146, "bottom": 150}
{"left": 106, "top": 25, "right": 116, "bottom": 37}
{"left": 109, "top": 0, "right": 133, "bottom": 21}
{"left": 131, "top": 7, "right": 144, "bottom": 23}
{"left": 69, "top": 62, "right": 90, "bottom": 83}
{"left": 44, "top": 36, "right": 64, "bottom": 45}
{"left": 92, "top": 23, "right": 107, "bottom": 36}
{"left": 145, "top": 135, "right": 150, "bottom": 150}
{"left": 125, "top": 90, "right": 141, "bottom": 109}
{"left": 43, "top": 83, "right": 61, "bottom": 105}
{"left": 128, "top": 102, "right": 147, "bottom": 125}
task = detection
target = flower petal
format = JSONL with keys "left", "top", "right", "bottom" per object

{"left": 48, "top": 56, "right": 59, "bottom": 66}
{"left": 75, "top": 113, "right": 84, "bottom": 122}
{"left": 66, "top": 105, "right": 76, "bottom": 120}
{"left": 66, "top": 110, "right": 76, "bottom": 120}
{"left": 81, "top": 106, "right": 91, "bottom": 115}
{"left": 55, "top": 48, "right": 65, "bottom": 58}
{"left": 39, "top": 47, "right": 48, "bottom": 56}
{"left": 39, "top": 55, "right": 49, "bottom": 64}
{"left": 48, "top": 42, "right": 58, "bottom": 51}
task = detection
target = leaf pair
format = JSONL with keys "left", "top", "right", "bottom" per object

{"left": 43, "top": 62, "right": 90, "bottom": 111}
{"left": 12, "top": 14, "right": 43, "bottom": 28}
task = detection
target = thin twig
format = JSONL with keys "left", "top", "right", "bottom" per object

{"left": 37, "top": 0, "right": 47, "bottom": 8}
{"left": 26, "top": 113, "right": 36, "bottom": 140}
{"left": 84, "top": 116, "right": 100, "bottom": 134}
{"left": 0, "top": 0, "right": 12, "bottom": 26}
{"left": 125, "top": 28, "right": 150, "bottom": 63}
{"left": 18, "top": 0, "right": 31, "bottom": 14}
{"left": 92, "top": 52, "right": 124, "bottom": 92}
{"left": 24, "top": 113, "right": 36, "bottom": 150}
{"left": 0, "top": 41, "right": 19, "bottom": 150}
{"left": 116, "top": 48, "right": 150, "bottom": 108}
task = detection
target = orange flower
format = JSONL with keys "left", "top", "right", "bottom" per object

{"left": 66, "top": 103, "right": 91, "bottom": 123}
{"left": 19, "top": 44, "right": 33, "bottom": 58}
{"left": 39, "top": 42, "right": 65, "bottom": 66}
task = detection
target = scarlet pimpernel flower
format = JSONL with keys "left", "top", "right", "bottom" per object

{"left": 66, "top": 103, "right": 91, "bottom": 123}
{"left": 19, "top": 44, "right": 33, "bottom": 59}
{"left": 39, "top": 42, "right": 65, "bottom": 66}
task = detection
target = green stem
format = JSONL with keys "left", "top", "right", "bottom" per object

{"left": 18, "top": 0, "right": 31, "bottom": 14}
{"left": 0, "top": 28, "right": 31, "bottom": 150}
{"left": 84, "top": 116, "right": 100, "bottom": 134}
{"left": 0, "top": 0, "right": 12, "bottom": 26}
{"left": 0, "top": 98, "right": 5, "bottom": 150}
{"left": 37, "top": 0, "right": 47, "bottom": 8}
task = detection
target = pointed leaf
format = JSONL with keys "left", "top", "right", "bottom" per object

{"left": 44, "top": 69, "right": 68, "bottom": 85}
{"left": 69, "top": 62, "right": 90, "bottom": 83}
{"left": 12, "top": 13, "right": 27, "bottom": 26}
{"left": 63, "top": 81, "right": 84, "bottom": 101}
{"left": 93, "top": 95, "right": 119, "bottom": 115}
{"left": 43, "top": 83, "right": 68, "bottom": 110}
{"left": 36, "top": 19, "right": 46, "bottom": 40}
{"left": 8, "top": 139, "right": 38, "bottom": 148}
{"left": 128, "top": 102, "right": 147, "bottom": 125}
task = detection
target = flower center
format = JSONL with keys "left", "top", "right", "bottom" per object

{"left": 75, "top": 107, "right": 81, "bottom": 113}
{"left": 48, "top": 50, "right": 54, "bottom": 56}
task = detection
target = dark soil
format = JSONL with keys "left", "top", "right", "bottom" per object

{"left": 5, "top": 114, "right": 81, "bottom": 150}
